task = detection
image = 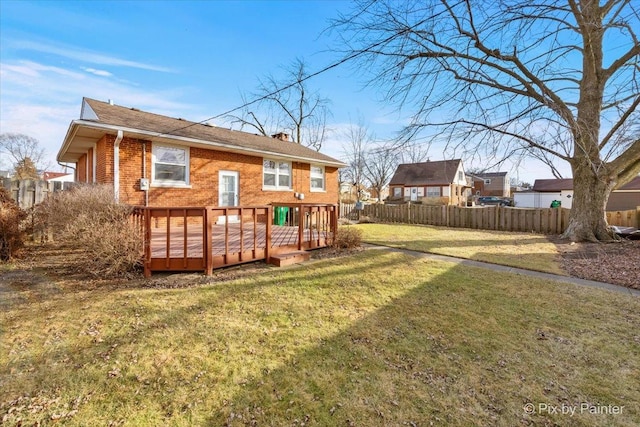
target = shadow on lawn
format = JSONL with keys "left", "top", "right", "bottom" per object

{"left": 2, "top": 249, "right": 638, "bottom": 427}
{"left": 202, "top": 254, "right": 638, "bottom": 427}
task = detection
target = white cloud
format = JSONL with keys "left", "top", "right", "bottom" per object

{"left": 11, "top": 39, "right": 174, "bottom": 73}
{"left": 0, "top": 59, "right": 199, "bottom": 170}
{"left": 82, "top": 67, "right": 113, "bottom": 77}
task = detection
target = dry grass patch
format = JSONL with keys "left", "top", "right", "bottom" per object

{"left": 355, "top": 223, "right": 564, "bottom": 275}
{"left": 1, "top": 246, "right": 639, "bottom": 426}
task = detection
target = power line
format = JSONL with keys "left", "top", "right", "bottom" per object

{"left": 155, "top": 30, "right": 405, "bottom": 138}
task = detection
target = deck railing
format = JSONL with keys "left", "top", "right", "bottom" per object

{"left": 133, "top": 204, "right": 337, "bottom": 277}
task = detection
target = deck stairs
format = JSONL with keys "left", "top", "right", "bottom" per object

{"left": 268, "top": 251, "right": 310, "bottom": 267}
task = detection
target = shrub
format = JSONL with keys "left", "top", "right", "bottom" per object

{"left": 0, "top": 187, "right": 27, "bottom": 261}
{"left": 37, "top": 185, "right": 142, "bottom": 277}
{"left": 332, "top": 225, "right": 363, "bottom": 250}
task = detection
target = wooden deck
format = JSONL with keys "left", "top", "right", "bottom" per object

{"left": 134, "top": 204, "right": 337, "bottom": 276}
{"left": 149, "top": 224, "right": 327, "bottom": 258}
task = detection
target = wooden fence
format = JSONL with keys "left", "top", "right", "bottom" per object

{"left": 362, "top": 204, "right": 570, "bottom": 233}
{"left": 2, "top": 178, "right": 73, "bottom": 209}
{"left": 606, "top": 207, "right": 640, "bottom": 228}
{"left": 359, "top": 203, "right": 640, "bottom": 234}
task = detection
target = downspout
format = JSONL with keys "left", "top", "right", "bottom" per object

{"left": 142, "top": 142, "right": 148, "bottom": 206}
{"left": 113, "top": 130, "right": 123, "bottom": 202}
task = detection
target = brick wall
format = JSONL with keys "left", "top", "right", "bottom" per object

{"left": 93, "top": 136, "right": 339, "bottom": 207}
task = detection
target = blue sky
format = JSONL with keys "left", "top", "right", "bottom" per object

{"left": 0, "top": 0, "right": 568, "bottom": 183}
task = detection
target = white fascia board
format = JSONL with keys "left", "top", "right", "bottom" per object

{"left": 63, "top": 120, "right": 347, "bottom": 168}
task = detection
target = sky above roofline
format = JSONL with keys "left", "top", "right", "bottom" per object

{"left": 0, "top": 0, "right": 572, "bottom": 184}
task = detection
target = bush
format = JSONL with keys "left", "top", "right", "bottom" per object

{"left": 332, "top": 225, "right": 363, "bottom": 250}
{"left": 37, "top": 185, "right": 142, "bottom": 277}
{"left": 0, "top": 187, "right": 27, "bottom": 261}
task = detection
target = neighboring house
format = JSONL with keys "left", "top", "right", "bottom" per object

{"left": 388, "top": 159, "right": 469, "bottom": 206}
{"left": 608, "top": 176, "right": 640, "bottom": 211}
{"left": 42, "top": 171, "right": 75, "bottom": 191}
{"left": 57, "top": 98, "right": 346, "bottom": 207}
{"left": 514, "top": 179, "right": 574, "bottom": 208}
{"left": 42, "top": 171, "right": 75, "bottom": 182}
{"left": 469, "top": 172, "right": 511, "bottom": 197}
{"left": 514, "top": 177, "right": 640, "bottom": 210}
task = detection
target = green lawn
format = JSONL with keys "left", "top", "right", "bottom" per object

{"left": 2, "top": 248, "right": 638, "bottom": 426}
{"left": 354, "top": 223, "right": 565, "bottom": 275}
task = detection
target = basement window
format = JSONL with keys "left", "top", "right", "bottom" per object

{"left": 152, "top": 144, "right": 190, "bottom": 187}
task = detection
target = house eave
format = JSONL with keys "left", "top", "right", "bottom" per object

{"left": 58, "top": 120, "right": 347, "bottom": 168}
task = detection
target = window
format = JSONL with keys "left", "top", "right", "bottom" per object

{"left": 263, "top": 159, "right": 291, "bottom": 190}
{"left": 310, "top": 165, "right": 325, "bottom": 191}
{"left": 152, "top": 144, "right": 189, "bottom": 186}
{"left": 393, "top": 187, "right": 402, "bottom": 197}
{"left": 484, "top": 179, "right": 492, "bottom": 184}
{"left": 458, "top": 171, "right": 464, "bottom": 181}
{"left": 426, "top": 187, "right": 440, "bottom": 197}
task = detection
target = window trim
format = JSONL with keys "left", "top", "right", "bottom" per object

{"left": 151, "top": 143, "right": 190, "bottom": 188}
{"left": 262, "top": 158, "right": 292, "bottom": 191}
{"left": 310, "top": 164, "right": 325, "bottom": 192}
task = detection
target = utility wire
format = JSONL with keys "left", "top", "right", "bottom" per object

{"left": 154, "top": 30, "right": 406, "bottom": 138}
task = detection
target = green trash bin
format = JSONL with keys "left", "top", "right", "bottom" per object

{"left": 550, "top": 200, "right": 561, "bottom": 208}
{"left": 274, "top": 206, "right": 289, "bottom": 225}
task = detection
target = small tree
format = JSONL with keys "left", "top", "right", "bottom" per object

{"left": 228, "top": 58, "right": 332, "bottom": 151}
{"left": 0, "top": 133, "right": 48, "bottom": 177}
{"left": 341, "top": 119, "right": 371, "bottom": 202}
{"left": 364, "top": 144, "right": 398, "bottom": 202}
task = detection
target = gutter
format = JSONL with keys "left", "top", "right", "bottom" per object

{"left": 113, "top": 130, "right": 123, "bottom": 202}
{"left": 61, "top": 120, "right": 347, "bottom": 168}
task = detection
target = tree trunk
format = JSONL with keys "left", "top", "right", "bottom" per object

{"left": 562, "top": 161, "right": 615, "bottom": 242}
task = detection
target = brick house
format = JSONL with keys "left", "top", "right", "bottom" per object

{"left": 57, "top": 98, "right": 345, "bottom": 207}
{"left": 388, "top": 159, "right": 470, "bottom": 206}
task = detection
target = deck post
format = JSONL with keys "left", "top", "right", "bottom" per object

{"left": 143, "top": 207, "right": 151, "bottom": 278}
{"left": 205, "top": 207, "right": 213, "bottom": 275}
{"left": 265, "top": 206, "right": 272, "bottom": 263}
{"left": 298, "top": 205, "right": 305, "bottom": 250}
{"left": 331, "top": 204, "right": 338, "bottom": 245}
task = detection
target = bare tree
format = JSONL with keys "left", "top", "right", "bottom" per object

{"left": 364, "top": 143, "right": 398, "bottom": 202}
{"left": 333, "top": 0, "right": 640, "bottom": 242}
{"left": 228, "top": 58, "right": 332, "bottom": 151}
{"left": 399, "top": 142, "right": 430, "bottom": 164}
{"left": 341, "top": 119, "right": 372, "bottom": 202}
{"left": 0, "top": 133, "right": 48, "bottom": 178}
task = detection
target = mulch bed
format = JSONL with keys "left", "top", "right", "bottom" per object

{"left": 552, "top": 237, "right": 640, "bottom": 290}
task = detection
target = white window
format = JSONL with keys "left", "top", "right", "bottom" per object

{"left": 152, "top": 144, "right": 189, "bottom": 186}
{"left": 393, "top": 187, "right": 402, "bottom": 197}
{"left": 310, "top": 165, "right": 325, "bottom": 191}
{"left": 426, "top": 187, "right": 440, "bottom": 197}
{"left": 263, "top": 159, "right": 291, "bottom": 190}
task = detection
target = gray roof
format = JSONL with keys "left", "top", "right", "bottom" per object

{"left": 389, "top": 159, "right": 462, "bottom": 186}
{"left": 532, "top": 177, "right": 640, "bottom": 192}
{"left": 58, "top": 98, "right": 345, "bottom": 167}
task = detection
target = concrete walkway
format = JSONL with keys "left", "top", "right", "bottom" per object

{"left": 363, "top": 244, "right": 640, "bottom": 297}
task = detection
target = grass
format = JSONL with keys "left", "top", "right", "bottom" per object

{"left": 2, "top": 247, "right": 639, "bottom": 426}
{"left": 354, "top": 223, "right": 565, "bottom": 275}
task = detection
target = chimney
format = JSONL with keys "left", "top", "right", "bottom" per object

{"left": 272, "top": 132, "right": 290, "bottom": 142}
